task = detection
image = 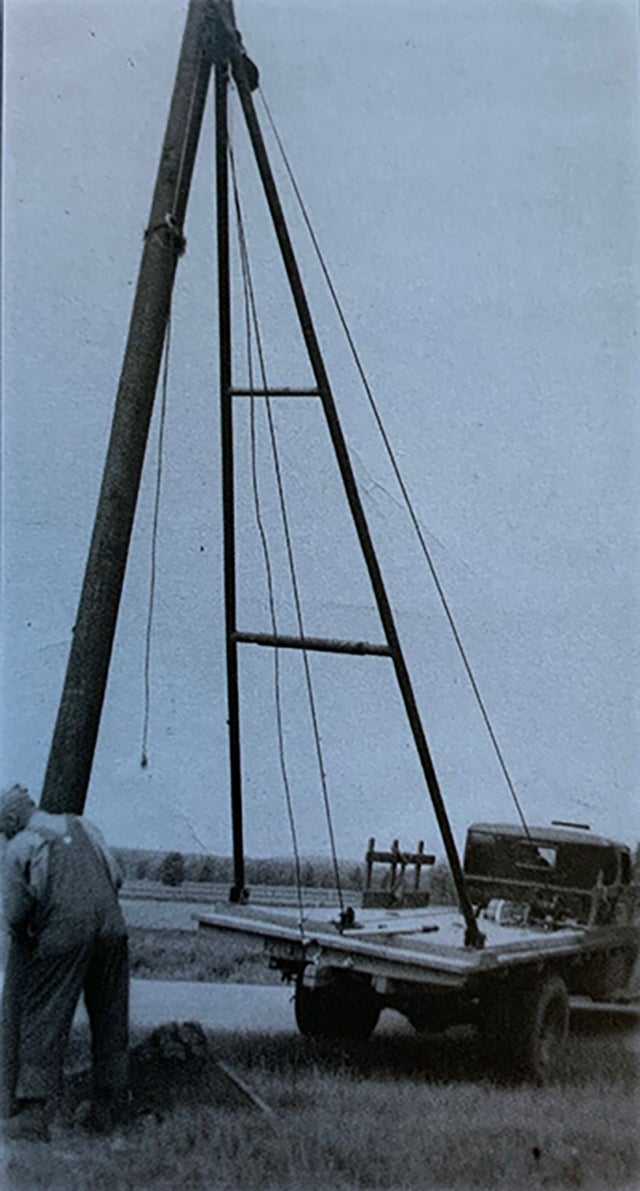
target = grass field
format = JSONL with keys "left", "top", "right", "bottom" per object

{"left": 5, "top": 1015, "right": 638, "bottom": 1190}
{"left": 5, "top": 895, "right": 638, "bottom": 1189}
{"left": 120, "top": 883, "right": 359, "bottom": 932}
{"left": 128, "top": 925, "right": 280, "bottom": 984}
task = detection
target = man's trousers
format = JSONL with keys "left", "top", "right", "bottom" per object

{"left": 1, "top": 933, "right": 129, "bottom": 1111}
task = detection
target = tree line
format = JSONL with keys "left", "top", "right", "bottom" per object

{"left": 115, "top": 846, "right": 459, "bottom": 900}
{"left": 116, "top": 841, "right": 640, "bottom": 900}
{"left": 116, "top": 848, "right": 366, "bottom": 891}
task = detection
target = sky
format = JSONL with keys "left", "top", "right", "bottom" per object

{"left": 2, "top": 0, "right": 639, "bottom": 866}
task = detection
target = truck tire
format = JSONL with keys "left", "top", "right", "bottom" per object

{"left": 294, "top": 975, "right": 380, "bottom": 1041}
{"left": 478, "top": 983, "right": 512, "bottom": 1068}
{"left": 479, "top": 973, "right": 569, "bottom": 1082}
{"left": 512, "top": 974, "right": 569, "bottom": 1082}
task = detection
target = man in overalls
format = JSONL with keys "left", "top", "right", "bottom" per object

{"left": 0, "top": 785, "right": 129, "bottom": 1140}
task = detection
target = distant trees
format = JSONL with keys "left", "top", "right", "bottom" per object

{"left": 114, "top": 847, "right": 369, "bottom": 891}
{"left": 194, "top": 856, "right": 219, "bottom": 884}
{"left": 301, "top": 860, "right": 316, "bottom": 887}
{"left": 347, "top": 864, "right": 363, "bottom": 891}
{"left": 159, "top": 851, "right": 186, "bottom": 887}
{"left": 429, "top": 861, "right": 456, "bottom": 905}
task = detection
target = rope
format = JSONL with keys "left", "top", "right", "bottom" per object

{"left": 174, "top": 50, "right": 203, "bottom": 213}
{"left": 143, "top": 50, "right": 204, "bottom": 257}
{"left": 229, "top": 142, "right": 306, "bottom": 930}
{"left": 229, "top": 134, "right": 345, "bottom": 914}
{"left": 258, "top": 87, "right": 532, "bottom": 841}
{"left": 144, "top": 213, "right": 186, "bottom": 256}
{"left": 141, "top": 312, "right": 172, "bottom": 768}
{"left": 139, "top": 55, "right": 203, "bottom": 767}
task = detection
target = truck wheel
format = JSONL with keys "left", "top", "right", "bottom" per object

{"left": 514, "top": 974, "right": 569, "bottom": 1082}
{"left": 294, "top": 975, "right": 380, "bottom": 1040}
{"left": 478, "top": 984, "right": 513, "bottom": 1068}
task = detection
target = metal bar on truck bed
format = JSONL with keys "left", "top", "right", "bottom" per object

{"left": 341, "top": 921, "right": 440, "bottom": 939}
{"left": 367, "top": 848, "right": 435, "bottom": 865}
{"left": 233, "top": 631, "right": 393, "bottom": 657}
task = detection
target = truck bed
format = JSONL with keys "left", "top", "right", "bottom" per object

{"left": 198, "top": 901, "right": 632, "bottom": 990}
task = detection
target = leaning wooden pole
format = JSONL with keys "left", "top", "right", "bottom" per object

{"left": 41, "top": 0, "right": 216, "bottom": 814}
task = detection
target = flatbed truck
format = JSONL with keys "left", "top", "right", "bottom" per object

{"left": 199, "top": 821, "right": 639, "bottom": 1081}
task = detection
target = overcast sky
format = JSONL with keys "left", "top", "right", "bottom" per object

{"left": 2, "top": 0, "right": 638, "bottom": 863}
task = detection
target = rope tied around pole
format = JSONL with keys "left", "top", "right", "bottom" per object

{"left": 144, "top": 212, "right": 187, "bottom": 257}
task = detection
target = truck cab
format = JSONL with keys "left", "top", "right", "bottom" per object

{"left": 463, "top": 822, "right": 635, "bottom": 928}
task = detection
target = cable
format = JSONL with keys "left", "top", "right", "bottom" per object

{"left": 140, "top": 57, "right": 203, "bottom": 769}
{"left": 258, "top": 87, "right": 532, "bottom": 840}
{"left": 174, "top": 49, "right": 205, "bottom": 216}
{"left": 141, "top": 313, "right": 171, "bottom": 768}
{"left": 231, "top": 145, "right": 344, "bottom": 914}
{"left": 229, "top": 143, "right": 307, "bottom": 930}
{"left": 229, "top": 134, "right": 345, "bottom": 912}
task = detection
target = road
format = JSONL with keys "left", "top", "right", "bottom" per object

{"left": 129, "top": 979, "right": 298, "bottom": 1033}
{"left": 0, "top": 960, "right": 637, "bottom": 1059}
{"left": 127, "top": 982, "right": 640, "bottom": 1052}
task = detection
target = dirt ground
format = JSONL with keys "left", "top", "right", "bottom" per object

{"left": 62, "top": 1021, "right": 265, "bottom": 1124}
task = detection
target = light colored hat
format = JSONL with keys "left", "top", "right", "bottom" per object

{"left": 0, "top": 784, "right": 35, "bottom": 834}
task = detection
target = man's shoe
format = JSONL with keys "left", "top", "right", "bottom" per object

{"left": 3, "top": 1099, "right": 50, "bottom": 1142}
{"left": 84, "top": 1088, "right": 131, "bottom": 1134}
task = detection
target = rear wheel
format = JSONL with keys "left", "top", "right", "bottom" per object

{"left": 294, "top": 974, "right": 380, "bottom": 1040}
{"left": 479, "top": 973, "right": 569, "bottom": 1082}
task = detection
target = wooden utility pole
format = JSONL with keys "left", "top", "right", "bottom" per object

{"left": 41, "top": 0, "right": 217, "bottom": 814}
